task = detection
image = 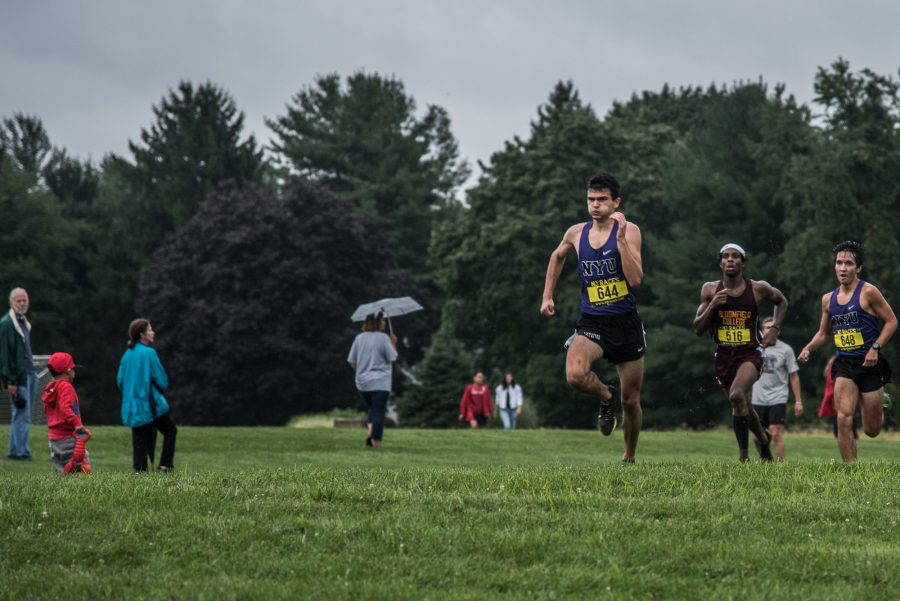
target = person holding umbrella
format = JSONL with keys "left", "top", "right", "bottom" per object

{"left": 347, "top": 312, "right": 398, "bottom": 448}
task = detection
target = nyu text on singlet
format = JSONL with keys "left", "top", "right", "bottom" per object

{"left": 578, "top": 220, "right": 637, "bottom": 316}
{"left": 829, "top": 280, "right": 880, "bottom": 357}
{"left": 711, "top": 278, "right": 760, "bottom": 348}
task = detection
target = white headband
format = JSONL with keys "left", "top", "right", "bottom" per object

{"left": 719, "top": 243, "right": 746, "bottom": 258}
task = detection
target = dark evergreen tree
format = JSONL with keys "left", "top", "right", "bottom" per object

{"left": 267, "top": 71, "right": 470, "bottom": 279}
{"left": 73, "top": 82, "right": 266, "bottom": 422}
{"left": 137, "top": 179, "right": 421, "bottom": 425}
{"left": 394, "top": 328, "right": 474, "bottom": 427}
{"left": 120, "top": 80, "right": 265, "bottom": 261}
{"left": 0, "top": 113, "right": 52, "bottom": 175}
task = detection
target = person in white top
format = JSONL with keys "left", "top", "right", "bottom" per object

{"left": 751, "top": 317, "right": 803, "bottom": 460}
{"left": 494, "top": 373, "right": 523, "bottom": 430}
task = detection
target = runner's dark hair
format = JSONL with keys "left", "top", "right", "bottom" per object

{"left": 833, "top": 240, "right": 864, "bottom": 267}
{"left": 586, "top": 173, "right": 620, "bottom": 199}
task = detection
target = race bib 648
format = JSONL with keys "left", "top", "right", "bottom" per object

{"left": 834, "top": 329, "right": 863, "bottom": 350}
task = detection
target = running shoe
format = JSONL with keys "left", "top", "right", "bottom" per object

{"left": 883, "top": 392, "right": 893, "bottom": 410}
{"left": 597, "top": 384, "right": 617, "bottom": 436}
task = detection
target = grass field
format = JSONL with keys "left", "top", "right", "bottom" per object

{"left": 1, "top": 425, "right": 898, "bottom": 600}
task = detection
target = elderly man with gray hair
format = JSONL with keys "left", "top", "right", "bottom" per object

{"left": 1, "top": 287, "right": 37, "bottom": 460}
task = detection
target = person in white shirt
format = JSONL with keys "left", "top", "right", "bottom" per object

{"left": 494, "top": 373, "right": 523, "bottom": 430}
{"left": 752, "top": 317, "right": 803, "bottom": 460}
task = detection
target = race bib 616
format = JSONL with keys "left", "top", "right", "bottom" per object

{"left": 717, "top": 328, "right": 751, "bottom": 344}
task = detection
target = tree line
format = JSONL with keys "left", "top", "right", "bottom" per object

{"left": 1, "top": 59, "right": 897, "bottom": 427}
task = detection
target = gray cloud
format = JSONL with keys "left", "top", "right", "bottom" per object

{"left": 2, "top": 0, "right": 899, "bottom": 187}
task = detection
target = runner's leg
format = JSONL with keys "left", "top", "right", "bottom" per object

{"left": 770, "top": 423, "right": 785, "bottom": 461}
{"left": 859, "top": 388, "right": 884, "bottom": 438}
{"left": 729, "top": 361, "right": 767, "bottom": 460}
{"left": 834, "top": 377, "right": 861, "bottom": 462}
{"left": 565, "top": 335, "right": 612, "bottom": 400}
{"left": 616, "top": 357, "right": 644, "bottom": 461}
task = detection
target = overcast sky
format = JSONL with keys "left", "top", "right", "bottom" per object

{"left": 2, "top": 1, "right": 899, "bottom": 189}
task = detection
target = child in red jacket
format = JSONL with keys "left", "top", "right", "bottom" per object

{"left": 42, "top": 352, "right": 91, "bottom": 474}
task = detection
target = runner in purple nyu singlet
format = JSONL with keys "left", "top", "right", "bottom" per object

{"left": 578, "top": 220, "right": 637, "bottom": 316}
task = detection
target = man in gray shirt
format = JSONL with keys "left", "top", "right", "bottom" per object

{"left": 752, "top": 317, "right": 804, "bottom": 460}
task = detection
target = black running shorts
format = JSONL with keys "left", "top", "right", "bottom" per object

{"left": 752, "top": 403, "right": 786, "bottom": 428}
{"left": 567, "top": 311, "right": 646, "bottom": 365}
{"left": 831, "top": 355, "right": 892, "bottom": 393}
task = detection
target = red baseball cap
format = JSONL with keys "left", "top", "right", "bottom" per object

{"left": 47, "top": 352, "right": 78, "bottom": 373}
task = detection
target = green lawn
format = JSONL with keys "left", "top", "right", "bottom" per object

{"left": 1, "top": 426, "right": 898, "bottom": 600}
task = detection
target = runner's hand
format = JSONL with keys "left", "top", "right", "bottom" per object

{"left": 863, "top": 347, "right": 879, "bottom": 367}
{"left": 797, "top": 348, "right": 810, "bottom": 363}
{"left": 761, "top": 328, "right": 778, "bottom": 348}
{"left": 540, "top": 298, "right": 555, "bottom": 317}
{"left": 611, "top": 212, "right": 628, "bottom": 239}
{"left": 794, "top": 400, "right": 804, "bottom": 417}
{"left": 709, "top": 289, "right": 729, "bottom": 309}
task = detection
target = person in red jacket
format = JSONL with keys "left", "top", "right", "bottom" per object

{"left": 42, "top": 352, "right": 89, "bottom": 474}
{"left": 458, "top": 371, "right": 492, "bottom": 429}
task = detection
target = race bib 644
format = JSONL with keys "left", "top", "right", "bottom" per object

{"left": 587, "top": 278, "right": 629, "bottom": 305}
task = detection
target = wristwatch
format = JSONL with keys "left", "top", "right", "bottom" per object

{"left": 872, "top": 342, "right": 881, "bottom": 351}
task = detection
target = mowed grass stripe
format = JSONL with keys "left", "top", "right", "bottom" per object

{"left": 2, "top": 427, "right": 898, "bottom": 600}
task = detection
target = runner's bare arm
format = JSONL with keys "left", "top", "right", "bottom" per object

{"left": 541, "top": 225, "right": 579, "bottom": 317}
{"left": 693, "top": 281, "right": 726, "bottom": 336}
{"left": 754, "top": 280, "right": 788, "bottom": 347}
{"left": 798, "top": 294, "right": 832, "bottom": 363}
{"left": 861, "top": 283, "right": 898, "bottom": 366}
{"left": 611, "top": 212, "right": 643, "bottom": 287}
{"left": 790, "top": 372, "right": 803, "bottom": 416}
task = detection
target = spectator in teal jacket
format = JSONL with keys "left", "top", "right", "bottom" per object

{"left": 116, "top": 318, "right": 177, "bottom": 473}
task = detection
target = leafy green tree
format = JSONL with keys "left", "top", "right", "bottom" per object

{"left": 431, "top": 81, "right": 614, "bottom": 426}
{"left": 0, "top": 151, "right": 82, "bottom": 361}
{"left": 267, "top": 71, "right": 470, "bottom": 278}
{"left": 137, "top": 179, "right": 419, "bottom": 425}
{"left": 779, "top": 59, "right": 900, "bottom": 415}
{"left": 434, "top": 79, "right": 819, "bottom": 428}
{"left": 632, "top": 82, "right": 815, "bottom": 427}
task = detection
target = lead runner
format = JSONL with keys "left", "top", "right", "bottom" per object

{"left": 693, "top": 243, "right": 788, "bottom": 462}
{"left": 540, "top": 173, "right": 646, "bottom": 463}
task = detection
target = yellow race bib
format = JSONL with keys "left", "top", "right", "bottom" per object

{"left": 717, "top": 328, "right": 752, "bottom": 345}
{"left": 587, "top": 278, "right": 629, "bottom": 305}
{"left": 834, "top": 329, "right": 863, "bottom": 350}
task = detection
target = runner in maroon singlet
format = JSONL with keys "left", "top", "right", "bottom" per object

{"left": 693, "top": 243, "right": 788, "bottom": 462}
